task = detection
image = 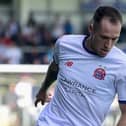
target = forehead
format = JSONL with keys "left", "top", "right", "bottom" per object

{"left": 99, "top": 17, "right": 122, "bottom": 34}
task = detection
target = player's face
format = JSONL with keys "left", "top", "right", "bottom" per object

{"left": 90, "top": 17, "right": 122, "bottom": 57}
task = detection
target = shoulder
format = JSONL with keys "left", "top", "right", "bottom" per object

{"left": 111, "top": 46, "right": 126, "bottom": 70}
{"left": 111, "top": 46, "right": 126, "bottom": 62}
{"left": 108, "top": 47, "right": 126, "bottom": 79}
{"left": 54, "top": 34, "right": 87, "bottom": 56}
{"left": 56, "top": 34, "right": 86, "bottom": 44}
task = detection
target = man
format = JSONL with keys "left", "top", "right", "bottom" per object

{"left": 35, "top": 6, "right": 126, "bottom": 126}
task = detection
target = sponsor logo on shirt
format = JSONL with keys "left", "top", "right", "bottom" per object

{"left": 65, "top": 61, "right": 73, "bottom": 67}
{"left": 60, "top": 75, "right": 96, "bottom": 95}
{"left": 93, "top": 67, "right": 106, "bottom": 80}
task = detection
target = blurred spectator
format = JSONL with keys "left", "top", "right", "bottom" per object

{"left": 21, "top": 23, "right": 36, "bottom": 46}
{"left": 15, "top": 74, "right": 34, "bottom": 108}
{"left": 5, "top": 17, "right": 21, "bottom": 45}
{"left": 0, "top": 39, "right": 9, "bottom": 63}
{"left": 81, "top": 22, "right": 90, "bottom": 36}
{"left": 118, "top": 25, "right": 126, "bottom": 43}
{"left": 4, "top": 83, "right": 21, "bottom": 126}
{"left": 51, "top": 14, "right": 64, "bottom": 41}
{"left": 81, "top": 0, "right": 101, "bottom": 10}
{"left": 35, "top": 23, "right": 53, "bottom": 46}
{"left": 3, "top": 37, "right": 23, "bottom": 64}
{"left": 15, "top": 74, "right": 36, "bottom": 126}
{"left": 27, "top": 12, "right": 36, "bottom": 27}
{"left": 4, "top": 83, "right": 17, "bottom": 110}
{"left": 63, "top": 19, "right": 73, "bottom": 34}
{"left": 23, "top": 48, "right": 43, "bottom": 64}
{"left": 0, "top": 19, "right": 5, "bottom": 37}
{"left": 21, "top": 12, "right": 37, "bottom": 46}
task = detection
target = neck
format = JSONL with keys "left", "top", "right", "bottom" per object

{"left": 83, "top": 36, "right": 98, "bottom": 56}
{"left": 85, "top": 36, "right": 93, "bottom": 51}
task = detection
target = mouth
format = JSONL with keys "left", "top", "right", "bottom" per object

{"left": 102, "top": 49, "right": 110, "bottom": 52}
{"left": 100, "top": 49, "right": 110, "bottom": 56}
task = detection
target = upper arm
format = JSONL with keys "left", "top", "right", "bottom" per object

{"left": 43, "top": 60, "right": 58, "bottom": 89}
{"left": 50, "top": 60, "right": 58, "bottom": 72}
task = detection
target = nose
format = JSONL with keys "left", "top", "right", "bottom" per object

{"left": 104, "top": 39, "right": 112, "bottom": 49}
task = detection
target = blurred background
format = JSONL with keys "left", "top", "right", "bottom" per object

{"left": 0, "top": 0, "right": 126, "bottom": 64}
{"left": 0, "top": 0, "right": 126, "bottom": 126}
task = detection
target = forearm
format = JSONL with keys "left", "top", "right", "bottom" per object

{"left": 117, "top": 114, "right": 126, "bottom": 126}
{"left": 41, "top": 61, "right": 58, "bottom": 91}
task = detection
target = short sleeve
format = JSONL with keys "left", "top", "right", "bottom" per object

{"left": 116, "top": 66, "right": 126, "bottom": 104}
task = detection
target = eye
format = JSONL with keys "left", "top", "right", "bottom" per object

{"left": 99, "top": 35, "right": 119, "bottom": 42}
{"left": 100, "top": 36, "right": 109, "bottom": 40}
{"left": 112, "top": 37, "right": 118, "bottom": 41}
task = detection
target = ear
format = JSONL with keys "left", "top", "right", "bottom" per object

{"left": 88, "top": 23, "right": 94, "bottom": 34}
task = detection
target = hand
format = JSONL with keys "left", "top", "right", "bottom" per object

{"left": 45, "top": 91, "right": 54, "bottom": 102}
{"left": 34, "top": 88, "right": 46, "bottom": 107}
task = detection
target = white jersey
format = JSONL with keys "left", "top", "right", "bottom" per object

{"left": 37, "top": 35, "right": 126, "bottom": 126}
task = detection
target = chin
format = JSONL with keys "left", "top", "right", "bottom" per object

{"left": 98, "top": 51, "right": 109, "bottom": 57}
{"left": 99, "top": 53, "right": 108, "bottom": 57}
{"left": 97, "top": 52, "right": 106, "bottom": 57}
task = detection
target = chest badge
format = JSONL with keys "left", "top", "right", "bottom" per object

{"left": 65, "top": 61, "right": 73, "bottom": 67}
{"left": 93, "top": 67, "right": 106, "bottom": 80}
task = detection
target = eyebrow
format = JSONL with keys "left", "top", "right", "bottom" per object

{"left": 100, "top": 34, "right": 119, "bottom": 40}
